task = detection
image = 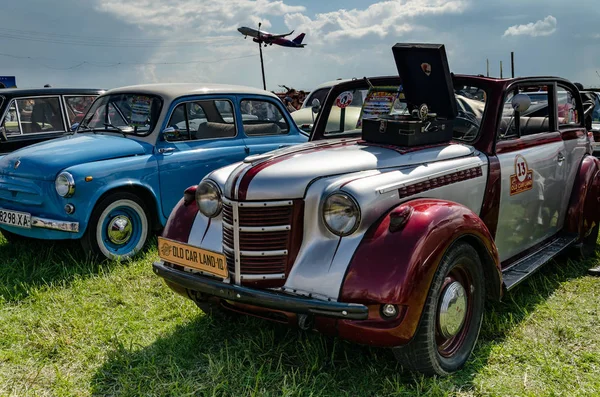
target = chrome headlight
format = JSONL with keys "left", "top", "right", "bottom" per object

{"left": 55, "top": 172, "right": 75, "bottom": 198}
{"left": 196, "top": 180, "right": 222, "bottom": 218}
{"left": 323, "top": 192, "right": 361, "bottom": 236}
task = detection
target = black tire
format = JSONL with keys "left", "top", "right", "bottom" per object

{"left": 1, "top": 229, "right": 31, "bottom": 244}
{"left": 81, "top": 191, "right": 151, "bottom": 260}
{"left": 393, "top": 242, "right": 485, "bottom": 376}
{"left": 576, "top": 223, "right": 599, "bottom": 259}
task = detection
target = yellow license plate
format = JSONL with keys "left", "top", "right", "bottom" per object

{"left": 158, "top": 237, "right": 228, "bottom": 278}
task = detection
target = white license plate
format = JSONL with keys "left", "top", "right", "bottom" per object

{"left": 0, "top": 208, "right": 32, "bottom": 229}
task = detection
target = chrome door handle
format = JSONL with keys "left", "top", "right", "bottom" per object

{"left": 158, "top": 147, "right": 175, "bottom": 154}
{"left": 557, "top": 153, "right": 565, "bottom": 162}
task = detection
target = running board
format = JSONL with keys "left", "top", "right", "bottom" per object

{"left": 502, "top": 234, "right": 579, "bottom": 291}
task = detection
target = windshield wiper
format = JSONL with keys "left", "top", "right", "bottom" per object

{"left": 104, "top": 122, "right": 128, "bottom": 137}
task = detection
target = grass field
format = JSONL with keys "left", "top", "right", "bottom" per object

{"left": 1, "top": 234, "right": 600, "bottom": 396}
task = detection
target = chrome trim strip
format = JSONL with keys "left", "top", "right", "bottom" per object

{"left": 239, "top": 225, "right": 291, "bottom": 233}
{"left": 240, "top": 273, "right": 286, "bottom": 281}
{"left": 31, "top": 217, "right": 79, "bottom": 233}
{"left": 223, "top": 245, "right": 234, "bottom": 253}
{"left": 376, "top": 162, "right": 486, "bottom": 194}
{"left": 241, "top": 249, "right": 288, "bottom": 257}
{"left": 232, "top": 202, "right": 241, "bottom": 285}
{"left": 238, "top": 200, "right": 293, "bottom": 208}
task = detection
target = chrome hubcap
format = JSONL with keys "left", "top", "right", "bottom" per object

{"left": 438, "top": 281, "right": 468, "bottom": 339}
{"left": 107, "top": 215, "right": 133, "bottom": 245}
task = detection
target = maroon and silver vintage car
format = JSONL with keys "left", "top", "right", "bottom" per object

{"left": 153, "top": 44, "right": 600, "bottom": 375}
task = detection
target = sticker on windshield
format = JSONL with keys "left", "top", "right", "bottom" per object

{"left": 130, "top": 96, "right": 152, "bottom": 127}
{"left": 356, "top": 87, "right": 402, "bottom": 128}
{"left": 510, "top": 155, "right": 533, "bottom": 196}
{"left": 335, "top": 91, "right": 354, "bottom": 109}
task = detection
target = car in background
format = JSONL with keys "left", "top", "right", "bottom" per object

{"left": 580, "top": 89, "right": 600, "bottom": 154}
{"left": 291, "top": 79, "right": 364, "bottom": 133}
{"left": 0, "top": 88, "right": 102, "bottom": 155}
{"left": 0, "top": 83, "right": 307, "bottom": 259}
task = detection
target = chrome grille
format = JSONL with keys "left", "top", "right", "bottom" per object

{"left": 222, "top": 200, "right": 294, "bottom": 282}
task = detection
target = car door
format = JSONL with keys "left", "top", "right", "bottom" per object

{"left": 494, "top": 82, "right": 569, "bottom": 263}
{"left": 0, "top": 96, "right": 67, "bottom": 154}
{"left": 155, "top": 96, "right": 248, "bottom": 217}
{"left": 237, "top": 96, "right": 305, "bottom": 155}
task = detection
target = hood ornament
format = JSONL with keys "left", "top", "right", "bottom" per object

{"left": 14, "top": 159, "right": 21, "bottom": 170}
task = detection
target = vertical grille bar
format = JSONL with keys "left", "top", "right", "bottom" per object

{"left": 232, "top": 202, "right": 242, "bottom": 285}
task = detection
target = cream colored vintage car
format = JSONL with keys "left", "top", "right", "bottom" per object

{"left": 291, "top": 79, "right": 363, "bottom": 133}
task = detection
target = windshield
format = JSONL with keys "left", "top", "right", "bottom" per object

{"left": 321, "top": 84, "right": 487, "bottom": 142}
{"left": 79, "top": 94, "right": 162, "bottom": 136}
{"left": 302, "top": 87, "right": 331, "bottom": 109}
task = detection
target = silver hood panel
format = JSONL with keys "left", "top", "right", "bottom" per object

{"left": 237, "top": 141, "right": 474, "bottom": 200}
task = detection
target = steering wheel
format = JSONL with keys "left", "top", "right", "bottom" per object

{"left": 455, "top": 110, "right": 481, "bottom": 140}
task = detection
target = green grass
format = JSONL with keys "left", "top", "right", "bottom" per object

{"left": 1, "top": 234, "right": 600, "bottom": 396}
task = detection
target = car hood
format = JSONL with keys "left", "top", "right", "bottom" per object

{"left": 224, "top": 139, "right": 475, "bottom": 200}
{"left": 0, "top": 134, "right": 151, "bottom": 180}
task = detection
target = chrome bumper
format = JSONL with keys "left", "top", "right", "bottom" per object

{"left": 32, "top": 216, "right": 79, "bottom": 233}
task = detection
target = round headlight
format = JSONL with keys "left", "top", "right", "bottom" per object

{"left": 196, "top": 180, "right": 222, "bottom": 218}
{"left": 55, "top": 172, "right": 75, "bottom": 198}
{"left": 323, "top": 192, "right": 361, "bottom": 236}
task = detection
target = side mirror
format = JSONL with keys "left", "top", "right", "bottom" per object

{"left": 311, "top": 98, "right": 321, "bottom": 114}
{"left": 70, "top": 122, "right": 80, "bottom": 132}
{"left": 161, "top": 126, "right": 177, "bottom": 140}
{"left": 511, "top": 93, "right": 531, "bottom": 113}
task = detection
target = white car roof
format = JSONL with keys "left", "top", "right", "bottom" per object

{"left": 105, "top": 83, "right": 278, "bottom": 101}
{"left": 312, "top": 78, "right": 353, "bottom": 91}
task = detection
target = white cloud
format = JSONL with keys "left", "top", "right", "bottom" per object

{"left": 284, "top": 0, "right": 468, "bottom": 43}
{"left": 95, "top": 0, "right": 305, "bottom": 34}
{"left": 503, "top": 15, "right": 557, "bottom": 37}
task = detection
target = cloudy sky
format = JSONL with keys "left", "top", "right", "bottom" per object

{"left": 1, "top": 0, "right": 599, "bottom": 91}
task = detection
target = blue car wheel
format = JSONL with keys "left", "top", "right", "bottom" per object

{"left": 82, "top": 192, "right": 151, "bottom": 260}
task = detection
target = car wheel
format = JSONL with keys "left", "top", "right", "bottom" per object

{"left": 81, "top": 192, "right": 151, "bottom": 260}
{"left": 393, "top": 242, "right": 485, "bottom": 376}
{"left": 575, "top": 223, "right": 599, "bottom": 259}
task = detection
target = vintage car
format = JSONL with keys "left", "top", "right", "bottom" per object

{"left": 0, "top": 84, "right": 307, "bottom": 259}
{"left": 291, "top": 79, "right": 363, "bottom": 133}
{"left": 0, "top": 88, "right": 102, "bottom": 155}
{"left": 152, "top": 44, "right": 600, "bottom": 375}
{"left": 580, "top": 89, "right": 600, "bottom": 154}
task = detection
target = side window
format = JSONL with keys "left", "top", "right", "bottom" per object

{"left": 64, "top": 96, "right": 97, "bottom": 125}
{"left": 500, "top": 86, "right": 551, "bottom": 139}
{"left": 593, "top": 96, "right": 600, "bottom": 123}
{"left": 557, "top": 86, "right": 581, "bottom": 128}
{"left": 2, "top": 100, "right": 21, "bottom": 136}
{"left": 16, "top": 97, "right": 64, "bottom": 133}
{"left": 165, "top": 99, "right": 236, "bottom": 142}
{"left": 240, "top": 99, "right": 289, "bottom": 136}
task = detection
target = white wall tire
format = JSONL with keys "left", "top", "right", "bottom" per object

{"left": 81, "top": 192, "right": 151, "bottom": 260}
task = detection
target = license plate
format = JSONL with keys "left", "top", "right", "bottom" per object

{"left": 158, "top": 237, "right": 228, "bottom": 278}
{"left": 0, "top": 208, "right": 31, "bottom": 229}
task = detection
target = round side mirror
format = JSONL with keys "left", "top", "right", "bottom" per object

{"left": 511, "top": 93, "right": 531, "bottom": 113}
{"left": 70, "top": 122, "right": 80, "bottom": 132}
{"left": 311, "top": 98, "right": 321, "bottom": 114}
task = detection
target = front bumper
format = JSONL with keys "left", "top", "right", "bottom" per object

{"left": 153, "top": 261, "right": 369, "bottom": 320}
{"left": 31, "top": 216, "right": 79, "bottom": 232}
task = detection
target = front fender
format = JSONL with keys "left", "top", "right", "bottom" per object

{"left": 338, "top": 199, "right": 501, "bottom": 346}
{"left": 62, "top": 155, "right": 162, "bottom": 230}
{"left": 565, "top": 155, "right": 600, "bottom": 238}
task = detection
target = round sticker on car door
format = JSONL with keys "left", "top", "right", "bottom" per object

{"left": 510, "top": 154, "right": 533, "bottom": 196}
{"left": 336, "top": 91, "right": 353, "bottom": 108}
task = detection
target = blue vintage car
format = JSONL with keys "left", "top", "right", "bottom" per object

{"left": 0, "top": 83, "right": 307, "bottom": 259}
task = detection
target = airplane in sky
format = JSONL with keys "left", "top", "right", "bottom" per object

{"left": 237, "top": 27, "right": 307, "bottom": 48}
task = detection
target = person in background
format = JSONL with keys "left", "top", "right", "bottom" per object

{"left": 283, "top": 97, "right": 296, "bottom": 113}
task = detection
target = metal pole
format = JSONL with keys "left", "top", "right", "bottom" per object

{"left": 500, "top": 61, "right": 503, "bottom": 79}
{"left": 258, "top": 23, "right": 266, "bottom": 90}
{"left": 486, "top": 59, "right": 489, "bottom": 77}
{"left": 511, "top": 52, "right": 515, "bottom": 78}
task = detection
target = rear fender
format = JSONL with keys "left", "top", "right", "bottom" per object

{"left": 565, "top": 155, "right": 600, "bottom": 238}
{"left": 339, "top": 199, "right": 501, "bottom": 344}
